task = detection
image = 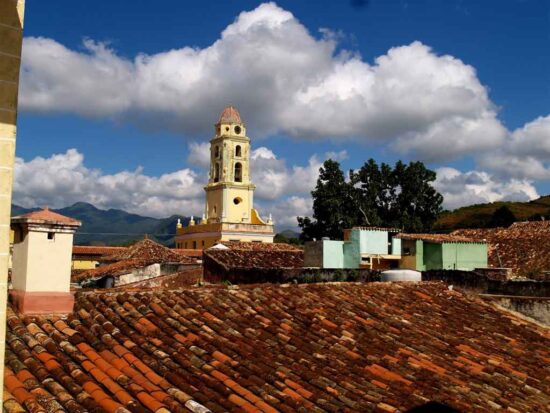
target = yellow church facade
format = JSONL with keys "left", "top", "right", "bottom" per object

{"left": 175, "top": 106, "right": 274, "bottom": 249}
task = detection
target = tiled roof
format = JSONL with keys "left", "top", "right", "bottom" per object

{"left": 111, "top": 268, "right": 203, "bottom": 291}
{"left": 4, "top": 282, "right": 549, "bottom": 413}
{"left": 453, "top": 221, "right": 550, "bottom": 278}
{"left": 217, "top": 105, "right": 242, "bottom": 124}
{"left": 206, "top": 249, "right": 304, "bottom": 269}
{"left": 72, "top": 259, "right": 151, "bottom": 283}
{"left": 396, "top": 233, "right": 485, "bottom": 244}
{"left": 220, "top": 241, "right": 302, "bottom": 252}
{"left": 73, "top": 246, "right": 128, "bottom": 257}
{"left": 12, "top": 208, "right": 81, "bottom": 226}
{"left": 174, "top": 249, "right": 203, "bottom": 258}
{"left": 103, "top": 239, "right": 195, "bottom": 265}
{"left": 350, "top": 227, "right": 402, "bottom": 232}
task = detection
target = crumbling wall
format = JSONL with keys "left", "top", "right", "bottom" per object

{"left": 481, "top": 296, "right": 550, "bottom": 326}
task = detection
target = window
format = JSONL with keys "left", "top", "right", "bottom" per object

{"left": 252, "top": 240, "right": 262, "bottom": 243}
{"left": 214, "top": 163, "right": 220, "bottom": 182}
{"left": 234, "top": 125, "right": 241, "bottom": 135}
{"left": 214, "top": 146, "right": 220, "bottom": 158}
{"left": 233, "top": 197, "right": 242, "bottom": 205}
{"left": 184, "top": 242, "right": 188, "bottom": 248}
{"left": 47, "top": 232, "right": 55, "bottom": 241}
{"left": 234, "top": 162, "right": 242, "bottom": 182}
{"left": 235, "top": 145, "right": 242, "bottom": 157}
{"left": 192, "top": 241, "right": 197, "bottom": 249}
{"left": 202, "top": 240, "right": 205, "bottom": 247}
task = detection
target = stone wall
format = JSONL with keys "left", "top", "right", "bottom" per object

{"left": 481, "top": 295, "right": 550, "bottom": 326}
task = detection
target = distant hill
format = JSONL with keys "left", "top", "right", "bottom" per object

{"left": 434, "top": 195, "right": 550, "bottom": 231}
{"left": 11, "top": 202, "right": 188, "bottom": 246}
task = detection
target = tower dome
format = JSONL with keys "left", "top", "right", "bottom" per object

{"left": 217, "top": 105, "right": 242, "bottom": 124}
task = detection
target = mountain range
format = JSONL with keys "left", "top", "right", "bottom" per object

{"left": 11, "top": 202, "right": 300, "bottom": 246}
{"left": 11, "top": 202, "right": 187, "bottom": 246}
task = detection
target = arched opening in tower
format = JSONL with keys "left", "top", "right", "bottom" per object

{"left": 214, "top": 163, "right": 220, "bottom": 182}
{"left": 235, "top": 145, "right": 242, "bottom": 157}
{"left": 234, "top": 162, "right": 242, "bottom": 182}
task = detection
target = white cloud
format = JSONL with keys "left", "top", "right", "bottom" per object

{"left": 478, "top": 115, "right": 550, "bottom": 180}
{"left": 13, "top": 149, "right": 203, "bottom": 217}
{"left": 187, "top": 142, "right": 211, "bottom": 168}
{"left": 13, "top": 146, "right": 318, "bottom": 228}
{"left": 19, "top": 2, "right": 513, "bottom": 160}
{"left": 434, "top": 167, "right": 539, "bottom": 210}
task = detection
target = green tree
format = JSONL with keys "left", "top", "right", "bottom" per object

{"left": 298, "top": 158, "right": 443, "bottom": 240}
{"left": 489, "top": 206, "right": 516, "bottom": 228}
{"left": 297, "top": 160, "right": 358, "bottom": 241}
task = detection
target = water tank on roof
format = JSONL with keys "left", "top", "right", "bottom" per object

{"left": 381, "top": 269, "right": 421, "bottom": 282}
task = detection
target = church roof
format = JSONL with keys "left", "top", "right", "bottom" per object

{"left": 217, "top": 105, "right": 242, "bottom": 124}
{"left": 11, "top": 208, "right": 81, "bottom": 226}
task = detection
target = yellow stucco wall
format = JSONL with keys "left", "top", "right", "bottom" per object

{"left": 0, "top": 0, "right": 25, "bottom": 391}
{"left": 72, "top": 259, "right": 99, "bottom": 270}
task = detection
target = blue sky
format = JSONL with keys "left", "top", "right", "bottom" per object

{"left": 13, "top": 0, "right": 550, "bottom": 228}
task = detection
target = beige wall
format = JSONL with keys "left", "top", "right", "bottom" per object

{"left": 12, "top": 228, "right": 74, "bottom": 293}
{"left": 0, "top": 0, "right": 25, "bottom": 394}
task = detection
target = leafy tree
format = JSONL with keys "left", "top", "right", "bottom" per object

{"left": 298, "top": 158, "right": 443, "bottom": 240}
{"left": 297, "top": 160, "right": 358, "bottom": 241}
{"left": 489, "top": 206, "right": 516, "bottom": 228}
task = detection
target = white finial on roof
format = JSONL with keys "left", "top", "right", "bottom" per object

{"left": 189, "top": 216, "right": 195, "bottom": 226}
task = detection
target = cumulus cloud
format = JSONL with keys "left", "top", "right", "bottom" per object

{"left": 434, "top": 167, "right": 539, "bottom": 210}
{"left": 13, "top": 149, "right": 203, "bottom": 218}
{"left": 478, "top": 115, "right": 550, "bottom": 180}
{"left": 19, "top": 2, "right": 513, "bottom": 160}
{"left": 13, "top": 146, "right": 319, "bottom": 228}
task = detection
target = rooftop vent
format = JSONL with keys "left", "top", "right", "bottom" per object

{"left": 381, "top": 269, "right": 421, "bottom": 282}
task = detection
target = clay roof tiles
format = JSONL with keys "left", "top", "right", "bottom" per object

{"left": 396, "top": 233, "right": 485, "bottom": 244}
{"left": 217, "top": 105, "right": 242, "bottom": 124}
{"left": 453, "top": 221, "right": 550, "bottom": 278}
{"left": 12, "top": 208, "right": 81, "bottom": 226}
{"left": 4, "top": 282, "right": 550, "bottom": 413}
{"left": 73, "top": 245, "right": 128, "bottom": 257}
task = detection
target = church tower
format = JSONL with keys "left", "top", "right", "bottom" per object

{"left": 175, "top": 106, "right": 274, "bottom": 249}
{"left": 205, "top": 106, "right": 255, "bottom": 224}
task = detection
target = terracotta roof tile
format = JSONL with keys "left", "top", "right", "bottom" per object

{"left": 217, "top": 105, "right": 242, "bottom": 124}
{"left": 453, "top": 221, "right": 550, "bottom": 278}
{"left": 4, "top": 282, "right": 550, "bottom": 413}
{"left": 396, "top": 233, "right": 485, "bottom": 244}
{"left": 12, "top": 208, "right": 80, "bottom": 226}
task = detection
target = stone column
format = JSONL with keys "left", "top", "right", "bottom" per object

{"left": 0, "top": 0, "right": 25, "bottom": 394}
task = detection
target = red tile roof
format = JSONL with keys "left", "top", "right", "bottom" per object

{"left": 12, "top": 208, "right": 81, "bottom": 226}
{"left": 73, "top": 245, "right": 128, "bottom": 257}
{"left": 174, "top": 248, "right": 203, "bottom": 258}
{"left": 217, "top": 105, "right": 242, "bottom": 124}
{"left": 453, "top": 221, "right": 550, "bottom": 278}
{"left": 72, "top": 259, "right": 152, "bottom": 283}
{"left": 206, "top": 249, "right": 304, "bottom": 269}
{"left": 103, "top": 239, "right": 194, "bottom": 264}
{"left": 220, "top": 241, "right": 302, "bottom": 251}
{"left": 4, "top": 282, "right": 549, "bottom": 413}
{"left": 396, "top": 233, "right": 485, "bottom": 244}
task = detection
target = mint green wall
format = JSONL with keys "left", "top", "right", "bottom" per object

{"left": 423, "top": 242, "right": 442, "bottom": 271}
{"left": 416, "top": 240, "right": 424, "bottom": 271}
{"left": 441, "top": 243, "right": 488, "bottom": 270}
{"left": 391, "top": 237, "right": 401, "bottom": 255}
{"left": 343, "top": 241, "right": 360, "bottom": 268}
{"left": 352, "top": 229, "right": 389, "bottom": 254}
{"left": 322, "top": 240, "right": 345, "bottom": 269}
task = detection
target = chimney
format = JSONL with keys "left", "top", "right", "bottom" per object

{"left": 10, "top": 208, "right": 81, "bottom": 314}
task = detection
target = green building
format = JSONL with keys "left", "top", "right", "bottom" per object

{"left": 397, "top": 234, "right": 488, "bottom": 271}
{"left": 304, "top": 228, "right": 488, "bottom": 272}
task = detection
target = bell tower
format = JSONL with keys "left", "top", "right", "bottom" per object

{"left": 175, "top": 105, "right": 274, "bottom": 249}
{"left": 205, "top": 106, "right": 255, "bottom": 224}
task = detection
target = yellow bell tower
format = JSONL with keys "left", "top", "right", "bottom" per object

{"left": 175, "top": 106, "right": 274, "bottom": 249}
{"left": 205, "top": 106, "right": 255, "bottom": 224}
